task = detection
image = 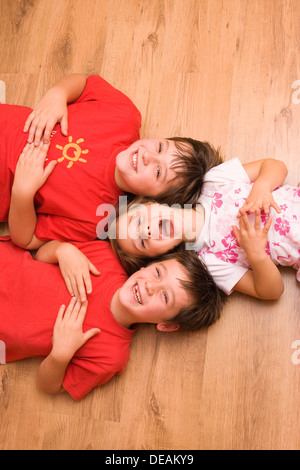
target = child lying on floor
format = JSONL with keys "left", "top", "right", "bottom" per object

{"left": 0, "top": 239, "right": 225, "bottom": 400}
{"left": 0, "top": 74, "right": 221, "bottom": 249}
{"left": 104, "top": 156, "right": 298, "bottom": 301}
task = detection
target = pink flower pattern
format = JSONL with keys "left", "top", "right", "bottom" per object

{"left": 196, "top": 159, "right": 300, "bottom": 287}
{"left": 274, "top": 217, "right": 290, "bottom": 236}
{"left": 211, "top": 193, "right": 223, "bottom": 214}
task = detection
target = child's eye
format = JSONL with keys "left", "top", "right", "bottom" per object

{"left": 155, "top": 267, "right": 161, "bottom": 278}
{"left": 163, "top": 291, "right": 168, "bottom": 304}
{"left": 141, "top": 238, "right": 145, "bottom": 248}
{"left": 158, "top": 142, "right": 162, "bottom": 153}
{"left": 156, "top": 167, "right": 161, "bottom": 178}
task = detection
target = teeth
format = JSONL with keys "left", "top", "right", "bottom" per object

{"left": 132, "top": 152, "right": 137, "bottom": 170}
{"left": 133, "top": 283, "right": 142, "bottom": 304}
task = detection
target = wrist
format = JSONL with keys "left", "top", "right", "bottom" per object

{"left": 252, "top": 179, "right": 272, "bottom": 192}
{"left": 247, "top": 250, "right": 270, "bottom": 266}
{"left": 48, "top": 86, "right": 68, "bottom": 104}
{"left": 49, "top": 347, "right": 73, "bottom": 366}
{"left": 11, "top": 184, "right": 35, "bottom": 200}
{"left": 56, "top": 242, "right": 73, "bottom": 261}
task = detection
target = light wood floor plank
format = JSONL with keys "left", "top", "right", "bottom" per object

{"left": 0, "top": 0, "right": 299, "bottom": 450}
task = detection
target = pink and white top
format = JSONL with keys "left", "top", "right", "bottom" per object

{"left": 192, "top": 158, "right": 300, "bottom": 294}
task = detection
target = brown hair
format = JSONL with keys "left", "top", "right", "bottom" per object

{"left": 109, "top": 200, "right": 226, "bottom": 329}
{"left": 155, "top": 137, "right": 223, "bottom": 206}
{"left": 108, "top": 195, "right": 185, "bottom": 275}
{"left": 154, "top": 250, "right": 227, "bottom": 331}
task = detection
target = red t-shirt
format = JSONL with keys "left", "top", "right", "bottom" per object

{"left": 0, "top": 240, "right": 135, "bottom": 401}
{"left": 0, "top": 75, "right": 141, "bottom": 241}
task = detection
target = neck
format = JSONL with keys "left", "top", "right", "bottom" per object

{"left": 182, "top": 204, "right": 205, "bottom": 243}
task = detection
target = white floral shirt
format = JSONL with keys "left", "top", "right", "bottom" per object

{"left": 191, "top": 158, "right": 300, "bottom": 294}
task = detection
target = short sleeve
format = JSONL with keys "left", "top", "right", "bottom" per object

{"left": 199, "top": 252, "right": 249, "bottom": 295}
{"left": 204, "top": 158, "right": 251, "bottom": 186}
{"left": 63, "top": 356, "right": 124, "bottom": 401}
{"left": 75, "top": 75, "right": 137, "bottom": 106}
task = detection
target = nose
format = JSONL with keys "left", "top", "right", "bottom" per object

{"left": 145, "top": 279, "right": 159, "bottom": 296}
{"left": 140, "top": 224, "right": 151, "bottom": 239}
{"left": 143, "top": 150, "right": 157, "bottom": 166}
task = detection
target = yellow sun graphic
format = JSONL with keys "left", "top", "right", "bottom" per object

{"left": 56, "top": 136, "right": 89, "bottom": 169}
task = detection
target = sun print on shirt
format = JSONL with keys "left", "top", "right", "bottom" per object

{"left": 56, "top": 136, "right": 89, "bottom": 168}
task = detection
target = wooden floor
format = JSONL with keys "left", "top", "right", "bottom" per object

{"left": 1, "top": 0, "right": 300, "bottom": 450}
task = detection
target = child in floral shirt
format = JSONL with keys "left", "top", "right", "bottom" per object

{"left": 104, "top": 156, "right": 297, "bottom": 300}
{"left": 193, "top": 157, "right": 299, "bottom": 297}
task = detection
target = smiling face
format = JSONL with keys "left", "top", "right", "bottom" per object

{"left": 111, "top": 259, "right": 191, "bottom": 330}
{"left": 115, "top": 139, "right": 182, "bottom": 196}
{"left": 116, "top": 202, "right": 184, "bottom": 257}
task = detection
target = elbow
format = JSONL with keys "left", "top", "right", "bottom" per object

{"left": 260, "top": 283, "right": 285, "bottom": 300}
{"left": 12, "top": 240, "right": 31, "bottom": 250}
{"left": 10, "top": 240, "right": 31, "bottom": 251}
{"left": 272, "top": 280, "right": 285, "bottom": 300}
{"left": 9, "top": 233, "right": 34, "bottom": 250}
{"left": 36, "top": 376, "right": 63, "bottom": 396}
{"left": 275, "top": 282, "right": 285, "bottom": 300}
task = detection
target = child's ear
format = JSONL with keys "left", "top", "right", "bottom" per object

{"left": 156, "top": 322, "right": 180, "bottom": 332}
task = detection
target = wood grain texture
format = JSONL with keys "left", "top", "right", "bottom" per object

{"left": 0, "top": 0, "right": 300, "bottom": 450}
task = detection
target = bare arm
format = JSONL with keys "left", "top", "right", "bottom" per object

{"left": 24, "top": 74, "right": 87, "bottom": 145}
{"left": 232, "top": 211, "right": 284, "bottom": 299}
{"left": 238, "top": 159, "right": 288, "bottom": 217}
{"left": 233, "top": 255, "right": 284, "bottom": 299}
{"left": 36, "top": 241, "right": 100, "bottom": 302}
{"left": 9, "top": 142, "right": 56, "bottom": 250}
{"left": 9, "top": 191, "right": 45, "bottom": 250}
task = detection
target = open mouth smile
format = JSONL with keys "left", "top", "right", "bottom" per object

{"left": 133, "top": 282, "right": 142, "bottom": 304}
{"left": 159, "top": 218, "right": 175, "bottom": 239}
{"left": 130, "top": 151, "right": 138, "bottom": 172}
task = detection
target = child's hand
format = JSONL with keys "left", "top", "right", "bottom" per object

{"left": 51, "top": 298, "right": 100, "bottom": 364}
{"left": 13, "top": 142, "right": 56, "bottom": 198}
{"left": 232, "top": 209, "right": 272, "bottom": 260}
{"left": 237, "top": 181, "right": 281, "bottom": 218}
{"left": 23, "top": 88, "right": 68, "bottom": 146}
{"left": 56, "top": 243, "right": 101, "bottom": 302}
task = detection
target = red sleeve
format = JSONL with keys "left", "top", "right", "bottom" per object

{"left": 75, "top": 75, "right": 136, "bottom": 106}
{"left": 34, "top": 214, "right": 97, "bottom": 242}
{"left": 63, "top": 356, "right": 124, "bottom": 401}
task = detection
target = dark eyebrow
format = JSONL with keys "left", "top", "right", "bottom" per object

{"left": 158, "top": 262, "right": 175, "bottom": 308}
{"left": 161, "top": 140, "right": 170, "bottom": 184}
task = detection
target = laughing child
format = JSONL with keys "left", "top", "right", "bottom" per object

{"left": 0, "top": 239, "right": 225, "bottom": 400}
{"left": 0, "top": 74, "right": 221, "bottom": 249}
{"left": 105, "top": 156, "right": 299, "bottom": 301}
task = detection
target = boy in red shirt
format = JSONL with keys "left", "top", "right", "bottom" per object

{"left": 0, "top": 239, "right": 224, "bottom": 400}
{"left": 1, "top": 74, "right": 222, "bottom": 249}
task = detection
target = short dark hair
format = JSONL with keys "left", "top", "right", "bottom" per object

{"left": 155, "top": 137, "right": 223, "bottom": 206}
{"left": 150, "top": 250, "right": 227, "bottom": 331}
